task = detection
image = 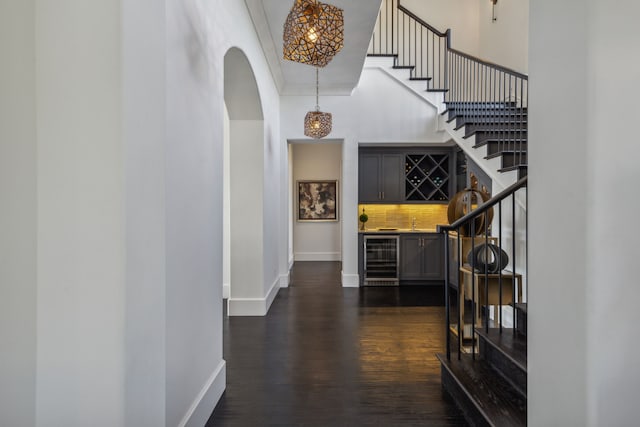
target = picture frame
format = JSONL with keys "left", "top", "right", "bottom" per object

{"left": 297, "top": 180, "right": 338, "bottom": 221}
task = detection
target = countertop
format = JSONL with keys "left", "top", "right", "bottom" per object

{"left": 358, "top": 228, "right": 439, "bottom": 234}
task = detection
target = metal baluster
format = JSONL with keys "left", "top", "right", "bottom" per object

{"left": 457, "top": 231, "right": 462, "bottom": 359}
{"left": 391, "top": 0, "right": 395, "bottom": 55}
{"left": 484, "top": 211, "right": 489, "bottom": 333}
{"left": 498, "top": 201, "right": 503, "bottom": 332}
{"left": 444, "top": 232, "right": 451, "bottom": 360}
{"left": 512, "top": 192, "right": 516, "bottom": 334}
{"left": 471, "top": 219, "right": 476, "bottom": 358}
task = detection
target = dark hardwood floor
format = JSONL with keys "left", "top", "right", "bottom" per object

{"left": 207, "top": 261, "right": 467, "bottom": 426}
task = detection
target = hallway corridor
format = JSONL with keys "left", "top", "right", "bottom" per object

{"left": 207, "top": 261, "right": 466, "bottom": 426}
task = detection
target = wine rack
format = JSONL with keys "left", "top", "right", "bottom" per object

{"left": 404, "top": 153, "right": 450, "bottom": 201}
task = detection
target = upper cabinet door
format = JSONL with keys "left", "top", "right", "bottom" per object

{"left": 358, "top": 153, "right": 381, "bottom": 202}
{"left": 381, "top": 154, "right": 404, "bottom": 202}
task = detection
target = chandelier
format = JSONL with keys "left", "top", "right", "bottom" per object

{"left": 304, "top": 67, "right": 332, "bottom": 139}
{"left": 283, "top": 0, "right": 344, "bottom": 68}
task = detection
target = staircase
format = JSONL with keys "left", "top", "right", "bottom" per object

{"left": 437, "top": 177, "right": 528, "bottom": 426}
{"left": 368, "top": 0, "right": 528, "bottom": 186}
{"left": 437, "top": 307, "right": 528, "bottom": 426}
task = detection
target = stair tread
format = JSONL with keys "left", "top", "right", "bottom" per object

{"left": 463, "top": 129, "right": 528, "bottom": 140}
{"left": 393, "top": 65, "right": 415, "bottom": 69}
{"left": 409, "top": 77, "right": 432, "bottom": 81}
{"left": 476, "top": 328, "right": 527, "bottom": 371}
{"left": 498, "top": 164, "right": 528, "bottom": 172}
{"left": 438, "top": 353, "right": 527, "bottom": 427}
{"left": 366, "top": 53, "right": 398, "bottom": 58}
{"left": 485, "top": 151, "right": 527, "bottom": 160}
{"left": 427, "top": 88, "right": 449, "bottom": 92}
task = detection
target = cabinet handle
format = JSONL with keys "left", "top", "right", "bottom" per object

{"left": 382, "top": 191, "right": 385, "bottom": 199}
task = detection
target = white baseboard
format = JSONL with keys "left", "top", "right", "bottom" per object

{"left": 227, "top": 278, "right": 281, "bottom": 316}
{"left": 341, "top": 272, "right": 360, "bottom": 287}
{"left": 288, "top": 255, "right": 294, "bottom": 270}
{"left": 180, "top": 360, "right": 226, "bottom": 427}
{"left": 222, "top": 283, "right": 230, "bottom": 299}
{"left": 294, "top": 251, "right": 341, "bottom": 261}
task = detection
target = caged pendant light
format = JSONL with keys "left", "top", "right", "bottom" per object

{"left": 304, "top": 67, "right": 332, "bottom": 139}
{"left": 283, "top": 0, "right": 344, "bottom": 68}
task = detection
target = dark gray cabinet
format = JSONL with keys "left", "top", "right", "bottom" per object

{"left": 358, "top": 153, "right": 404, "bottom": 202}
{"left": 400, "top": 234, "right": 444, "bottom": 281}
{"left": 359, "top": 147, "right": 455, "bottom": 203}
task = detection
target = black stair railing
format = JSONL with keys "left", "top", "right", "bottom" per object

{"left": 437, "top": 176, "right": 527, "bottom": 360}
{"left": 447, "top": 50, "right": 528, "bottom": 170}
{"left": 368, "top": 0, "right": 528, "bottom": 170}
{"left": 368, "top": 0, "right": 449, "bottom": 89}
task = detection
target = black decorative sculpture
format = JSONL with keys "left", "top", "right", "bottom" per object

{"left": 467, "top": 243, "right": 509, "bottom": 273}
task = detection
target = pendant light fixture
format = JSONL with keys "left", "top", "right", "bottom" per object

{"left": 304, "top": 67, "right": 332, "bottom": 139}
{"left": 283, "top": 0, "right": 344, "bottom": 68}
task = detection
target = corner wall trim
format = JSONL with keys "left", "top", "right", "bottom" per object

{"left": 341, "top": 272, "right": 360, "bottom": 287}
{"left": 222, "top": 283, "right": 230, "bottom": 299}
{"left": 179, "top": 360, "right": 226, "bottom": 427}
{"left": 265, "top": 277, "right": 280, "bottom": 312}
{"left": 227, "top": 278, "right": 281, "bottom": 316}
{"left": 279, "top": 272, "right": 290, "bottom": 288}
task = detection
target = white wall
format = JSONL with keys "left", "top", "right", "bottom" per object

{"left": 402, "top": 0, "right": 529, "bottom": 73}
{"left": 281, "top": 66, "right": 447, "bottom": 285}
{"left": 123, "top": 0, "right": 167, "bottom": 424}
{"left": 587, "top": 2, "right": 640, "bottom": 423}
{"left": 1, "top": 0, "right": 285, "bottom": 424}
{"left": 0, "top": 1, "right": 37, "bottom": 426}
{"left": 292, "top": 143, "right": 343, "bottom": 261}
{"left": 229, "top": 120, "right": 265, "bottom": 301}
{"left": 35, "top": 1, "right": 126, "bottom": 425}
{"left": 402, "top": 0, "right": 480, "bottom": 56}
{"left": 478, "top": 0, "right": 529, "bottom": 73}
{"left": 223, "top": 106, "right": 231, "bottom": 299}
{"left": 529, "top": 0, "right": 640, "bottom": 425}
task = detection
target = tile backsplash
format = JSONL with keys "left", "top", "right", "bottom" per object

{"left": 358, "top": 204, "right": 449, "bottom": 230}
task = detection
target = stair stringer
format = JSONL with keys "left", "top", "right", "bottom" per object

{"left": 364, "top": 56, "right": 446, "bottom": 113}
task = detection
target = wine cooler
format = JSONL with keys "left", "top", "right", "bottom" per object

{"left": 363, "top": 235, "right": 400, "bottom": 286}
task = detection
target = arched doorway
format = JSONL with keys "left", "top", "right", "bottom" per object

{"left": 223, "top": 48, "right": 266, "bottom": 315}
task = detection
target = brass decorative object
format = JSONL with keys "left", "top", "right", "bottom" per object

{"left": 283, "top": 0, "right": 344, "bottom": 67}
{"left": 304, "top": 67, "right": 332, "bottom": 139}
{"left": 447, "top": 188, "right": 493, "bottom": 236}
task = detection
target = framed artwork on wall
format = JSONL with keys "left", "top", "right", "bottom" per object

{"left": 297, "top": 180, "right": 338, "bottom": 221}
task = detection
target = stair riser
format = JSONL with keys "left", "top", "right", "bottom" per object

{"left": 464, "top": 124, "right": 527, "bottom": 136}
{"left": 445, "top": 102, "right": 521, "bottom": 109}
{"left": 479, "top": 141, "right": 528, "bottom": 156}
{"left": 447, "top": 110, "right": 527, "bottom": 123}
{"left": 441, "top": 365, "right": 492, "bottom": 427}
{"left": 456, "top": 117, "right": 527, "bottom": 129}
{"left": 500, "top": 153, "right": 528, "bottom": 168}
{"left": 472, "top": 131, "right": 528, "bottom": 145}
{"left": 479, "top": 337, "right": 527, "bottom": 399}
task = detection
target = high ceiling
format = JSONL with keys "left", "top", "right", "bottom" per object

{"left": 245, "top": 0, "right": 383, "bottom": 95}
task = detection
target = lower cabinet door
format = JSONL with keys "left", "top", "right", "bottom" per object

{"left": 399, "top": 235, "right": 422, "bottom": 280}
{"left": 421, "top": 234, "right": 444, "bottom": 280}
